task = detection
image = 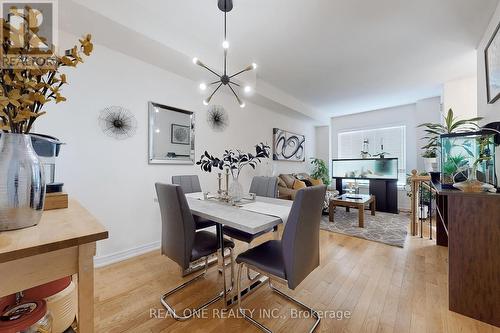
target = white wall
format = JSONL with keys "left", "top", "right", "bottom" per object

{"left": 478, "top": 1, "right": 500, "bottom": 124}
{"left": 314, "top": 126, "right": 329, "bottom": 164}
{"left": 442, "top": 76, "right": 478, "bottom": 120}
{"left": 415, "top": 97, "right": 442, "bottom": 170}
{"left": 36, "top": 32, "right": 316, "bottom": 262}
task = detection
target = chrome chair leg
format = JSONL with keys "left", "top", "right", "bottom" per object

{"left": 225, "top": 247, "right": 235, "bottom": 294}
{"left": 246, "top": 243, "right": 260, "bottom": 281}
{"left": 218, "top": 248, "right": 232, "bottom": 274}
{"left": 237, "top": 263, "right": 321, "bottom": 333}
{"left": 161, "top": 250, "right": 234, "bottom": 321}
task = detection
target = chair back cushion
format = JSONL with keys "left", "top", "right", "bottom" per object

{"left": 155, "top": 183, "right": 196, "bottom": 270}
{"left": 172, "top": 175, "right": 202, "bottom": 194}
{"left": 249, "top": 176, "right": 278, "bottom": 198}
{"left": 281, "top": 185, "right": 327, "bottom": 289}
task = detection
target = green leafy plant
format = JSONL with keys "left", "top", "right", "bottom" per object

{"left": 310, "top": 158, "right": 331, "bottom": 185}
{"left": 418, "top": 108, "right": 482, "bottom": 152}
{"left": 422, "top": 149, "right": 437, "bottom": 158}
{"left": 442, "top": 154, "right": 468, "bottom": 183}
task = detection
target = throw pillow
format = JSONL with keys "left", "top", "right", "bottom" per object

{"left": 277, "top": 177, "right": 287, "bottom": 188}
{"left": 292, "top": 179, "right": 307, "bottom": 190}
{"left": 310, "top": 178, "right": 324, "bottom": 186}
{"left": 303, "top": 179, "right": 313, "bottom": 187}
{"left": 280, "top": 174, "right": 295, "bottom": 188}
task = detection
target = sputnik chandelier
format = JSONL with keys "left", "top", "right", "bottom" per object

{"left": 193, "top": 0, "right": 257, "bottom": 108}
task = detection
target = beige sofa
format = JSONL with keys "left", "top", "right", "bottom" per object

{"left": 277, "top": 173, "right": 339, "bottom": 201}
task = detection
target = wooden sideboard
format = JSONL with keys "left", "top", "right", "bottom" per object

{"left": 433, "top": 182, "right": 500, "bottom": 327}
{"left": 0, "top": 199, "right": 108, "bottom": 333}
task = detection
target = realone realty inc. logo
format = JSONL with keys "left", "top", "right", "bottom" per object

{"left": 1, "top": 0, "right": 58, "bottom": 69}
{"left": 150, "top": 308, "right": 352, "bottom": 320}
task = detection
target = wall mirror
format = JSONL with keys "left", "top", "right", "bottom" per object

{"left": 148, "top": 102, "right": 195, "bottom": 164}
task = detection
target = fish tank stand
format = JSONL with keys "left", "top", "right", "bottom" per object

{"left": 332, "top": 158, "right": 399, "bottom": 214}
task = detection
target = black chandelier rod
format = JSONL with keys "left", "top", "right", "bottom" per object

{"left": 229, "top": 67, "right": 248, "bottom": 78}
{"left": 224, "top": 9, "right": 227, "bottom": 76}
{"left": 200, "top": 62, "right": 220, "bottom": 78}
{"left": 228, "top": 83, "right": 242, "bottom": 104}
{"left": 208, "top": 83, "right": 223, "bottom": 101}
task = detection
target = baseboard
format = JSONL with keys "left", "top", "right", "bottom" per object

{"left": 94, "top": 241, "right": 160, "bottom": 268}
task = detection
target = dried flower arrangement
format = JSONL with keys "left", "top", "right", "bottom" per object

{"left": 0, "top": 7, "right": 93, "bottom": 133}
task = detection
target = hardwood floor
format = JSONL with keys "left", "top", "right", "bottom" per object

{"left": 94, "top": 223, "right": 499, "bottom": 333}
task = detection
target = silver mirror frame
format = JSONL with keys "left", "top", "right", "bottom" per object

{"left": 148, "top": 102, "right": 196, "bottom": 165}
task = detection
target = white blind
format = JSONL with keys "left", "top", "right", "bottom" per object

{"left": 338, "top": 126, "right": 406, "bottom": 183}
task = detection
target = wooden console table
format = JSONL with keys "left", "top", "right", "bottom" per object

{"left": 433, "top": 182, "right": 500, "bottom": 327}
{"left": 0, "top": 200, "right": 108, "bottom": 333}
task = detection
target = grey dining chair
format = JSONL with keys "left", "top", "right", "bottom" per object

{"left": 155, "top": 183, "right": 235, "bottom": 321}
{"left": 235, "top": 185, "right": 327, "bottom": 333}
{"left": 172, "top": 175, "right": 216, "bottom": 230}
{"left": 223, "top": 176, "right": 279, "bottom": 279}
{"left": 249, "top": 176, "right": 279, "bottom": 198}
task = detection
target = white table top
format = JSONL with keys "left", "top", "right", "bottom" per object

{"left": 186, "top": 194, "right": 292, "bottom": 234}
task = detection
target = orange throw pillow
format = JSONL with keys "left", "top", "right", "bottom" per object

{"left": 310, "top": 178, "right": 324, "bottom": 186}
{"left": 293, "top": 180, "right": 307, "bottom": 190}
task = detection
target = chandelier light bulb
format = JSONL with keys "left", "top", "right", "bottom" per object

{"left": 199, "top": 83, "right": 207, "bottom": 91}
{"left": 239, "top": 101, "right": 246, "bottom": 108}
{"left": 244, "top": 86, "right": 252, "bottom": 93}
{"left": 252, "top": 63, "right": 258, "bottom": 69}
{"left": 192, "top": 57, "right": 198, "bottom": 64}
{"left": 203, "top": 99, "right": 209, "bottom": 106}
{"left": 222, "top": 40, "right": 230, "bottom": 49}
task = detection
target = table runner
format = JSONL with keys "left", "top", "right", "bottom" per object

{"left": 239, "top": 201, "right": 290, "bottom": 225}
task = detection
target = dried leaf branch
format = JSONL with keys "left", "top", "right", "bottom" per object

{"left": 0, "top": 6, "right": 93, "bottom": 133}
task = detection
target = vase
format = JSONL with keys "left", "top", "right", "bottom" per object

{"left": 228, "top": 176, "right": 244, "bottom": 202}
{"left": 453, "top": 166, "right": 483, "bottom": 193}
{"left": 0, "top": 133, "right": 45, "bottom": 231}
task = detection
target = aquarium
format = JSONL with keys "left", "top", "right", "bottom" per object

{"left": 440, "top": 131, "right": 496, "bottom": 188}
{"left": 331, "top": 158, "right": 398, "bottom": 180}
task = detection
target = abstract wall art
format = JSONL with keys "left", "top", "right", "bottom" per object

{"left": 272, "top": 128, "right": 305, "bottom": 162}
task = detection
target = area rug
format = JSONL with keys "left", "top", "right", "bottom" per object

{"left": 320, "top": 209, "right": 410, "bottom": 248}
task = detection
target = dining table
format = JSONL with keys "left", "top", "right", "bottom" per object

{"left": 185, "top": 192, "right": 292, "bottom": 307}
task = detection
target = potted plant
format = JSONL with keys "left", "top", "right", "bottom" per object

{"left": 0, "top": 8, "right": 93, "bottom": 230}
{"left": 310, "top": 158, "right": 331, "bottom": 185}
{"left": 422, "top": 149, "right": 437, "bottom": 172}
{"left": 196, "top": 143, "right": 270, "bottom": 201}
{"left": 418, "top": 108, "right": 482, "bottom": 184}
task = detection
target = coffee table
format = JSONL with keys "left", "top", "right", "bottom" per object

{"left": 329, "top": 194, "right": 376, "bottom": 228}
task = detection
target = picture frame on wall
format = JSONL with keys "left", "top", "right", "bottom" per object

{"left": 171, "top": 124, "right": 190, "bottom": 145}
{"left": 272, "top": 128, "right": 306, "bottom": 162}
{"left": 485, "top": 20, "right": 500, "bottom": 104}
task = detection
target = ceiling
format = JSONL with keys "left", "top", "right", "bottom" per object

{"left": 64, "top": 0, "right": 499, "bottom": 121}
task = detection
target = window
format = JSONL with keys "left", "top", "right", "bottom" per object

{"left": 338, "top": 126, "right": 406, "bottom": 184}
